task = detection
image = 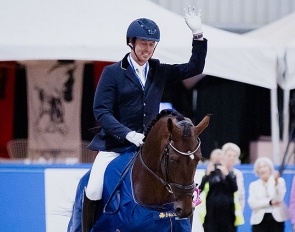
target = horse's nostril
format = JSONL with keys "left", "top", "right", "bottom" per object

{"left": 175, "top": 207, "right": 183, "bottom": 217}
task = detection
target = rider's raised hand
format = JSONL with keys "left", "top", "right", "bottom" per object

{"left": 126, "top": 131, "right": 145, "bottom": 147}
{"left": 184, "top": 5, "right": 203, "bottom": 38}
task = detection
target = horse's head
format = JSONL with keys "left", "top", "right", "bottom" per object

{"left": 162, "top": 113, "right": 210, "bottom": 218}
{"left": 135, "top": 110, "right": 210, "bottom": 219}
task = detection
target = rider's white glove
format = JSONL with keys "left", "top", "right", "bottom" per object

{"left": 126, "top": 131, "right": 145, "bottom": 147}
{"left": 184, "top": 5, "right": 203, "bottom": 36}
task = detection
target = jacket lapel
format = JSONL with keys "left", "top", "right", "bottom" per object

{"left": 121, "top": 54, "right": 144, "bottom": 90}
{"left": 144, "top": 66, "right": 153, "bottom": 92}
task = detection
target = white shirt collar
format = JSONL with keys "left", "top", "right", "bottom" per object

{"left": 128, "top": 54, "right": 147, "bottom": 72}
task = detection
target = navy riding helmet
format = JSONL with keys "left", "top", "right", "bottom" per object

{"left": 126, "top": 18, "right": 160, "bottom": 45}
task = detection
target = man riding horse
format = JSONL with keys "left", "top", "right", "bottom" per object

{"left": 69, "top": 5, "right": 207, "bottom": 232}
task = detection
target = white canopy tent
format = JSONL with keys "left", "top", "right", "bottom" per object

{"left": 286, "top": 41, "right": 295, "bottom": 88}
{"left": 0, "top": 0, "right": 279, "bottom": 161}
{"left": 246, "top": 12, "right": 295, "bottom": 156}
{"left": 285, "top": 38, "right": 295, "bottom": 137}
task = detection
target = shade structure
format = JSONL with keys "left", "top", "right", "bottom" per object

{"left": 0, "top": 0, "right": 279, "bottom": 162}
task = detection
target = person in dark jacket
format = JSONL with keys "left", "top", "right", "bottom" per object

{"left": 82, "top": 6, "right": 208, "bottom": 232}
{"left": 199, "top": 149, "right": 238, "bottom": 232}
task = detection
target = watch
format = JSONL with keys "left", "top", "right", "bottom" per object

{"left": 193, "top": 33, "right": 203, "bottom": 40}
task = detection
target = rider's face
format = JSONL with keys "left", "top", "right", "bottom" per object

{"left": 131, "top": 39, "right": 156, "bottom": 65}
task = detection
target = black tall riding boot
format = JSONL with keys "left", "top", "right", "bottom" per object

{"left": 82, "top": 192, "right": 102, "bottom": 232}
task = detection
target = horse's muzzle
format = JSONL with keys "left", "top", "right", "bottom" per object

{"left": 174, "top": 200, "right": 194, "bottom": 219}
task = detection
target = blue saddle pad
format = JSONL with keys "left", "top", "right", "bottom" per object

{"left": 67, "top": 152, "right": 191, "bottom": 232}
{"left": 91, "top": 152, "right": 191, "bottom": 232}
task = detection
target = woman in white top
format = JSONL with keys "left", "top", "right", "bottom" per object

{"left": 248, "top": 157, "right": 289, "bottom": 232}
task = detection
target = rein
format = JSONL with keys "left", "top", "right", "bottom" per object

{"left": 139, "top": 137, "right": 201, "bottom": 195}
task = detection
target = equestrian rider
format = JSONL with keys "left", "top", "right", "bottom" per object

{"left": 82, "top": 6, "right": 208, "bottom": 232}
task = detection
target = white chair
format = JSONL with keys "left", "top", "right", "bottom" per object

{"left": 6, "top": 139, "right": 28, "bottom": 159}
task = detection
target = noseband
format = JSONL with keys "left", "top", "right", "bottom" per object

{"left": 139, "top": 136, "right": 201, "bottom": 196}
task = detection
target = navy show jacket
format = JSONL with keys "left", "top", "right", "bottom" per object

{"left": 88, "top": 39, "right": 208, "bottom": 153}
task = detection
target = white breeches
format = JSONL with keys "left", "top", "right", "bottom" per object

{"left": 85, "top": 151, "right": 119, "bottom": 200}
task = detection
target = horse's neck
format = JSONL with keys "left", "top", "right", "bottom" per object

{"left": 132, "top": 138, "right": 173, "bottom": 206}
{"left": 132, "top": 161, "right": 172, "bottom": 206}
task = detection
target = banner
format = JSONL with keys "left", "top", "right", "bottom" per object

{"left": 26, "top": 61, "right": 84, "bottom": 163}
{"left": 0, "top": 62, "right": 16, "bottom": 158}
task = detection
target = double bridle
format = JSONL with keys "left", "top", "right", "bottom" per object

{"left": 139, "top": 136, "right": 201, "bottom": 196}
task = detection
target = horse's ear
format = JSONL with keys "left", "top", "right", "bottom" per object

{"left": 194, "top": 114, "right": 211, "bottom": 137}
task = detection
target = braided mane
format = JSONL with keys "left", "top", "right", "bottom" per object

{"left": 143, "top": 109, "right": 185, "bottom": 142}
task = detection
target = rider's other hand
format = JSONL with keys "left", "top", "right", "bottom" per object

{"left": 126, "top": 131, "right": 145, "bottom": 147}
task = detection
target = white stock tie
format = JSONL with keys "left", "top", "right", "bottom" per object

{"left": 136, "top": 67, "right": 146, "bottom": 86}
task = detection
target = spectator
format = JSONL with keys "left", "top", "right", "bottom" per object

{"left": 248, "top": 157, "right": 289, "bottom": 232}
{"left": 221, "top": 142, "right": 245, "bottom": 212}
{"left": 198, "top": 148, "right": 243, "bottom": 232}
{"left": 289, "top": 175, "right": 295, "bottom": 231}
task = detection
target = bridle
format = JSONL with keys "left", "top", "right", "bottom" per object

{"left": 139, "top": 135, "right": 201, "bottom": 197}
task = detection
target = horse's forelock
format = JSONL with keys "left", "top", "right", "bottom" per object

{"left": 182, "top": 121, "right": 192, "bottom": 139}
{"left": 143, "top": 109, "right": 194, "bottom": 142}
{"left": 143, "top": 109, "right": 182, "bottom": 141}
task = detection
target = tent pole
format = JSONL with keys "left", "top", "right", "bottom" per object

{"left": 283, "top": 89, "right": 290, "bottom": 148}
{"left": 271, "top": 88, "right": 280, "bottom": 165}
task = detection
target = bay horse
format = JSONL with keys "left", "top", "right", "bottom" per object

{"left": 68, "top": 109, "right": 210, "bottom": 232}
